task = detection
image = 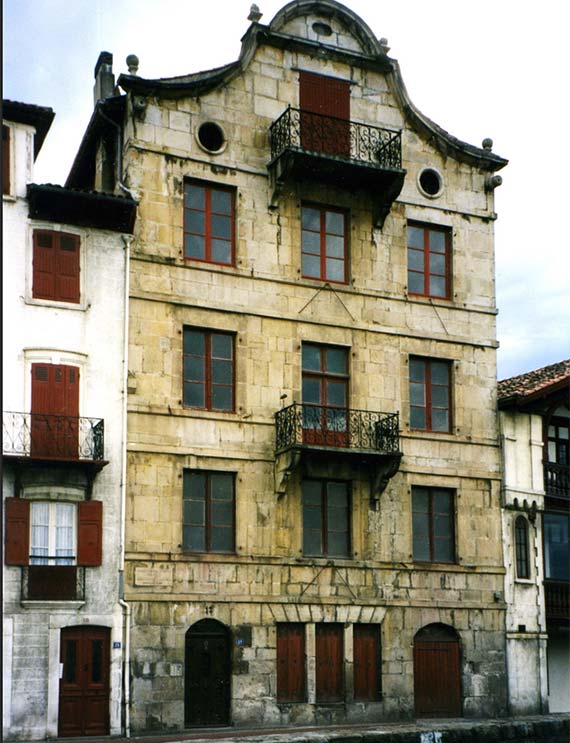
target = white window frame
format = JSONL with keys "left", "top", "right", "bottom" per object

{"left": 30, "top": 501, "right": 77, "bottom": 565}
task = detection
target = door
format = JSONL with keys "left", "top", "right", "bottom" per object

{"left": 353, "top": 624, "right": 381, "bottom": 701}
{"left": 31, "top": 364, "right": 79, "bottom": 459}
{"left": 299, "top": 71, "right": 350, "bottom": 156}
{"left": 185, "top": 620, "right": 231, "bottom": 726}
{"left": 413, "top": 624, "right": 461, "bottom": 717}
{"left": 315, "top": 623, "right": 344, "bottom": 702}
{"left": 58, "top": 626, "right": 110, "bottom": 736}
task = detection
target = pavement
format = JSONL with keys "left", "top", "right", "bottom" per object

{"left": 29, "top": 713, "right": 570, "bottom": 743}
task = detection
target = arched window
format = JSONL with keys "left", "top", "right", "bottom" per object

{"left": 515, "top": 515, "right": 530, "bottom": 579}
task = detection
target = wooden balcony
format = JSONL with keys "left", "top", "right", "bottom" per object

{"left": 545, "top": 580, "right": 570, "bottom": 623}
{"left": 544, "top": 462, "right": 570, "bottom": 502}
{"left": 268, "top": 107, "right": 405, "bottom": 227}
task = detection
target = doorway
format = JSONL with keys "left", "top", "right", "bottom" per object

{"left": 185, "top": 619, "right": 231, "bottom": 727}
{"left": 58, "top": 626, "right": 110, "bottom": 736}
{"left": 413, "top": 623, "right": 461, "bottom": 717}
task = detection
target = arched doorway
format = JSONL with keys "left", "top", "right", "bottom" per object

{"left": 185, "top": 619, "right": 231, "bottom": 727}
{"left": 413, "top": 623, "right": 461, "bottom": 717}
{"left": 58, "top": 625, "right": 110, "bottom": 736}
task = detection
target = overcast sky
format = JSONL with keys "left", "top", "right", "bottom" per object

{"left": 4, "top": 0, "right": 569, "bottom": 380}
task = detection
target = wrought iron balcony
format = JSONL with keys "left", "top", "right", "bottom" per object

{"left": 268, "top": 107, "right": 406, "bottom": 227}
{"left": 276, "top": 403, "right": 400, "bottom": 456}
{"left": 544, "top": 462, "right": 569, "bottom": 500}
{"left": 3, "top": 411, "right": 105, "bottom": 462}
{"left": 545, "top": 580, "right": 569, "bottom": 622}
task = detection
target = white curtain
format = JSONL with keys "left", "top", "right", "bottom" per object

{"left": 55, "top": 503, "right": 75, "bottom": 564}
{"left": 30, "top": 502, "right": 49, "bottom": 564}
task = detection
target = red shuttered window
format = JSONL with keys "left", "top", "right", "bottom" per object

{"left": 315, "top": 624, "right": 344, "bottom": 702}
{"left": 276, "top": 624, "right": 306, "bottom": 703}
{"left": 4, "top": 498, "right": 30, "bottom": 565}
{"left": 33, "top": 230, "right": 80, "bottom": 303}
{"left": 353, "top": 624, "right": 382, "bottom": 700}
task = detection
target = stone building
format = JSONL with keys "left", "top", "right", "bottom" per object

{"left": 498, "top": 360, "right": 570, "bottom": 714}
{"left": 68, "top": 0, "right": 509, "bottom": 731}
{"left": 2, "top": 99, "right": 136, "bottom": 739}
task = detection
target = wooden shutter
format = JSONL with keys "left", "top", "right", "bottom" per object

{"left": 354, "top": 624, "right": 381, "bottom": 700}
{"left": 33, "top": 231, "right": 57, "bottom": 300}
{"left": 57, "top": 233, "right": 80, "bottom": 303}
{"left": 315, "top": 624, "right": 344, "bottom": 702}
{"left": 2, "top": 125, "right": 10, "bottom": 195}
{"left": 413, "top": 639, "right": 461, "bottom": 717}
{"left": 276, "top": 624, "right": 305, "bottom": 702}
{"left": 299, "top": 72, "right": 350, "bottom": 156}
{"left": 5, "top": 498, "right": 30, "bottom": 565}
{"left": 33, "top": 230, "right": 80, "bottom": 303}
{"left": 77, "top": 500, "right": 103, "bottom": 567}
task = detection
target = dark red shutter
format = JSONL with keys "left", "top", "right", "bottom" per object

{"left": 316, "top": 624, "right": 343, "bottom": 701}
{"left": 77, "top": 500, "right": 103, "bottom": 567}
{"left": 277, "top": 624, "right": 305, "bottom": 702}
{"left": 299, "top": 72, "right": 350, "bottom": 156}
{"left": 2, "top": 125, "right": 10, "bottom": 195}
{"left": 354, "top": 624, "right": 381, "bottom": 700}
{"left": 57, "top": 233, "right": 80, "bottom": 303}
{"left": 33, "top": 231, "right": 57, "bottom": 300}
{"left": 33, "top": 231, "right": 80, "bottom": 303}
{"left": 31, "top": 364, "right": 80, "bottom": 459}
{"left": 5, "top": 498, "right": 30, "bottom": 565}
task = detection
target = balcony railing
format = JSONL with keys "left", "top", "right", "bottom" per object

{"left": 276, "top": 403, "right": 400, "bottom": 455}
{"left": 270, "top": 107, "right": 402, "bottom": 170}
{"left": 544, "top": 462, "right": 569, "bottom": 500}
{"left": 3, "top": 411, "right": 105, "bottom": 461}
{"left": 545, "top": 580, "right": 569, "bottom": 621}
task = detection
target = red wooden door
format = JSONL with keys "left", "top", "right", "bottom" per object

{"left": 277, "top": 623, "right": 305, "bottom": 702}
{"left": 413, "top": 639, "right": 461, "bottom": 717}
{"left": 353, "top": 624, "right": 381, "bottom": 701}
{"left": 185, "top": 620, "right": 231, "bottom": 726}
{"left": 316, "top": 624, "right": 344, "bottom": 702}
{"left": 31, "top": 364, "right": 79, "bottom": 459}
{"left": 59, "top": 626, "right": 110, "bottom": 736}
{"left": 300, "top": 71, "right": 350, "bottom": 156}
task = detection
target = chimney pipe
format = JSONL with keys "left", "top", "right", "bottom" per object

{"left": 93, "top": 51, "right": 115, "bottom": 106}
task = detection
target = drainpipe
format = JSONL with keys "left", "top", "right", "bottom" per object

{"left": 119, "top": 233, "right": 132, "bottom": 737}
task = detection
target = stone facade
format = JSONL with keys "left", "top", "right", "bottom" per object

{"left": 68, "top": 0, "right": 509, "bottom": 732}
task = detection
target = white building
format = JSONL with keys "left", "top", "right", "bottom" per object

{"left": 2, "top": 99, "right": 136, "bottom": 740}
{"left": 499, "top": 360, "right": 570, "bottom": 714}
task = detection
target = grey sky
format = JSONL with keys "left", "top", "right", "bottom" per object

{"left": 4, "top": 0, "right": 569, "bottom": 379}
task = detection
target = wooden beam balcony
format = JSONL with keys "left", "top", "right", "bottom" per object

{"left": 545, "top": 580, "right": 570, "bottom": 624}
{"left": 268, "top": 107, "right": 406, "bottom": 227}
{"left": 544, "top": 462, "right": 570, "bottom": 502}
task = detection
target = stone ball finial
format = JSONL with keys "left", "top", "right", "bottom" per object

{"left": 379, "top": 37, "right": 390, "bottom": 53}
{"left": 248, "top": 4, "right": 262, "bottom": 22}
{"left": 126, "top": 54, "right": 139, "bottom": 74}
{"left": 482, "top": 137, "right": 493, "bottom": 151}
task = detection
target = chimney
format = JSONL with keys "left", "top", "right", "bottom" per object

{"left": 93, "top": 51, "right": 115, "bottom": 106}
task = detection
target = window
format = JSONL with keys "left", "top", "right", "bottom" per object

{"left": 514, "top": 516, "right": 530, "bottom": 579}
{"left": 184, "top": 181, "right": 235, "bottom": 265}
{"left": 276, "top": 624, "right": 306, "bottom": 702}
{"left": 315, "top": 624, "right": 344, "bottom": 702}
{"left": 183, "top": 329, "right": 234, "bottom": 411}
{"left": 412, "top": 486, "right": 455, "bottom": 563}
{"left": 2, "top": 124, "right": 10, "bottom": 195}
{"left": 183, "top": 471, "right": 235, "bottom": 553}
{"left": 409, "top": 357, "right": 451, "bottom": 433}
{"left": 543, "top": 512, "right": 570, "bottom": 581}
{"left": 301, "top": 205, "right": 347, "bottom": 283}
{"left": 302, "top": 343, "right": 348, "bottom": 446}
{"left": 353, "top": 624, "right": 382, "bottom": 701}
{"left": 547, "top": 417, "right": 569, "bottom": 465}
{"left": 30, "top": 502, "right": 76, "bottom": 565}
{"left": 32, "top": 230, "right": 80, "bottom": 303}
{"left": 407, "top": 223, "right": 451, "bottom": 299}
{"left": 302, "top": 479, "right": 350, "bottom": 558}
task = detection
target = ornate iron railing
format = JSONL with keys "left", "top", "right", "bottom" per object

{"left": 545, "top": 580, "right": 569, "bottom": 621}
{"left": 544, "top": 462, "right": 569, "bottom": 499}
{"left": 276, "top": 403, "right": 400, "bottom": 454}
{"left": 270, "top": 107, "right": 402, "bottom": 169}
{"left": 3, "top": 411, "right": 105, "bottom": 461}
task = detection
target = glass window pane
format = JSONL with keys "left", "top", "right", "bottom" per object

{"left": 328, "top": 482, "right": 348, "bottom": 505}
{"left": 408, "top": 272, "right": 425, "bottom": 294}
{"left": 183, "top": 525, "right": 205, "bottom": 551}
{"left": 430, "top": 362, "right": 449, "bottom": 385}
{"left": 326, "top": 258, "right": 345, "bottom": 282}
{"left": 302, "top": 230, "right": 320, "bottom": 254}
{"left": 325, "top": 235, "right": 344, "bottom": 259}
{"left": 184, "top": 355, "right": 205, "bottom": 382}
{"left": 328, "top": 531, "right": 349, "bottom": 557}
{"left": 408, "top": 248, "right": 424, "bottom": 271}
{"left": 407, "top": 226, "right": 424, "bottom": 249}
{"left": 212, "top": 359, "right": 232, "bottom": 384}
{"left": 184, "top": 382, "right": 205, "bottom": 408}
{"left": 211, "top": 501, "right": 233, "bottom": 526}
{"left": 185, "top": 185, "right": 205, "bottom": 209}
{"left": 412, "top": 488, "right": 429, "bottom": 513}
{"left": 91, "top": 640, "right": 103, "bottom": 683}
{"left": 186, "top": 210, "right": 205, "bottom": 234}
{"left": 410, "top": 407, "right": 426, "bottom": 430}
{"left": 211, "top": 189, "right": 231, "bottom": 214}
{"left": 430, "top": 231, "right": 446, "bottom": 253}
{"left": 429, "top": 276, "right": 446, "bottom": 297}
{"left": 184, "top": 330, "right": 205, "bottom": 355}
{"left": 304, "top": 507, "right": 322, "bottom": 529}
{"left": 559, "top": 427, "right": 569, "bottom": 440}
{"left": 211, "top": 214, "right": 231, "bottom": 239}
{"left": 185, "top": 472, "right": 206, "bottom": 499}
{"left": 211, "top": 474, "right": 233, "bottom": 500}
{"left": 64, "top": 641, "right": 77, "bottom": 683}
{"left": 326, "top": 380, "right": 347, "bottom": 406}
{"left": 303, "top": 480, "right": 322, "bottom": 504}
{"left": 434, "top": 491, "right": 452, "bottom": 514}
{"left": 413, "top": 519, "right": 430, "bottom": 561}
{"left": 409, "top": 359, "right": 425, "bottom": 382}
{"left": 212, "top": 385, "right": 232, "bottom": 410}
{"left": 325, "top": 211, "right": 344, "bottom": 234}
{"left": 302, "top": 345, "right": 321, "bottom": 371}
{"left": 184, "top": 234, "right": 205, "bottom": 260}
{"left": 410, "top": 381, "right": 425, "bottom": 405}
{"left": 212, "top": 334, "right": 232, "bottom": 359}
{"left": 302, "top": 378, "right": 321, "bottom": 404}
{"left": 211, "top": 239, "right": 232, "bottom": 264}
{"left": 326, "top": 348, "right": 347, "bottom": 374}
{"left": 211, "top": 527, "right": 233, "bottom": 552}
{"left": 302, "top": 254, "right": 321, "bottom": 278}
{"left": 430, "top": 253, "right": 446, "bottom": 274}
{"left": 434, "top": 537, "right": 453, "bottom": 562}
{"left": 431, "top": 385, "right": 449, "bottom": 407}
{"left": 302, "top": 207, "right": 320, "bottom": 231}
{"left": 432, "top": 409, "right": 449, "bottom": 432}
{"left": 184, "top": 499, "right": 205, "bottom": 525}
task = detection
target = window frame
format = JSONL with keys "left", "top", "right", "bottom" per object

{"left": 412, "top": 486, "right": 456, "bottom": 564}
{"left": 30, "top": 501, "right": 77, "bottom": 566}
{"left": 301, "top": 203, "right": 348, "bottom": 284}
{"left": 514, "top": 515, "right": 531, "bottom": 580}
{"left": 183, "top": 180, "right": 236, "bottom": 267}
{"left": 302, "top": 478, "right": 351, "bottom": 558}
{"left": 409, "top": 356, "right": 452, "bottom": 433}
{"left": 182, "top": 470, "right": 236, "bottom": 554}
{"left": 32, "top": 229, "right": 81, "bottom": 304}
{"left": 407, "top": 222, "right": 451, "bottom": 300}
{"left": 183, "top": 328, "right": 235, "bottom": 412}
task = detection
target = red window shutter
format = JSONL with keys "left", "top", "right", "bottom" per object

{"left": 315, "top": 624, "right": 344, "bottom": 702}
{"left": 2, "top": 125, "right": 10, "bottom": 195}
{"left": 277, "top": 624, "right": 305, "bottom": 702}
{"left": 56, "top": 233, "right": 80, "bottom": 303}
{"left": 354, "top": 624, "right": 381, "bottom": 700}
{"left": 33, "top": 231, "right": 57, "bottom": 300}
{"left": 5, "top": 498, "right": 30, "bottom": 565}
{"left": 299, "top": 72, "right": 350, "bottom": 156}
{"left": 32, "top": 231, "right": 80, "bottom": 303}
{"left": 77, "top": 500, "right": 103, "bottom": 567}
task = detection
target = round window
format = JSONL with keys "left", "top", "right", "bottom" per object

{"left": 197, "top": 122, "right": 225, "bottom": 153}
{"left": 418, "top": 168, "right": 443, "bottom": 198}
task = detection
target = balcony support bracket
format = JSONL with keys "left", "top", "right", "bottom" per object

{"left": 275, "top": 448, "right": 302, "bottom": 497}
{"left": 369, "top": 455, "right": 402, "bottom": 506}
